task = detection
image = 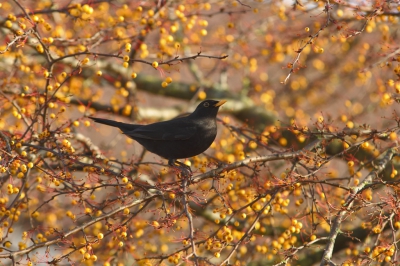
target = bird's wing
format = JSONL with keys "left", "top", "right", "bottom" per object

{"left": 122, "top": 118, "right": 197, "bottom": 140}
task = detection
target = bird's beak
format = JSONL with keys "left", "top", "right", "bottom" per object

{"left": 214, "top": 100, "right": 227, "bottom": 107}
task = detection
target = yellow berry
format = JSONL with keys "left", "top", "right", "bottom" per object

{"left": 178, "top": 4, "right": 185, "bottom": 12}
{"left": 5, "top": 20, "right": 12, "bottom": 28}
{"left": 140, "top": 43, "right": 147, "bottom": 50}
{"left": 36, "top": 44, "right": 44, "bottom": 53}
{"left": 152, "top": 61, "right": 159, "bottom": 68}
{"left": 198, "top": 91, "right": 206, "bottom": 100}
{"left": 170, "top": 25, "right": 177, "bottom": 32}
{"left": 389, "top": 132, "right": 397, "bottom": 140}
{"left": 393, "top": 221, "right": 400, "bottom": 230}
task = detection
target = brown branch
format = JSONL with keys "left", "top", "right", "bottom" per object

{"left": 220, "top": 199, "right": 272, "bottom": 265}
{"left": 181, "top": 178, "right": 199, "bottom": 265}
{"left": 320, "top": 147, "right": 398, "bottom": 265}
{"left": 283, "top": 1, "right": 333, "bottom": 84}
{"left": 0, "top": 29, "right": 34, "bottom": 54}
{"left": 0, "top": 194, "right": 159, "bottom": 260}
{"left": 192, "top": 138, "right": 324, "bottom": 184}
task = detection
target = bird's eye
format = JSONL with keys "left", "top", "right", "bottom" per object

{"left": 203, "top": 102, "right": 209, "bottom": 107}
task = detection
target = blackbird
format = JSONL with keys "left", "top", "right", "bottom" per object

{"left": 89, "top": 99, "right": 226, "bottom": 172}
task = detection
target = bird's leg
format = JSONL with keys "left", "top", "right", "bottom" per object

{"left": 168, "top": 159, "right": 192, "bottom": 177}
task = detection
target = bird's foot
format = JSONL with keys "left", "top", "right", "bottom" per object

{"left": 168, "top": 159, "right": 193, "bottom": 178}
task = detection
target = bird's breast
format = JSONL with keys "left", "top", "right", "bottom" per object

{"left": 195, "top": 117, "right": 217, "bottom": 133}
{"left": 191, "top": 118, "right": 217, "bottom": 143}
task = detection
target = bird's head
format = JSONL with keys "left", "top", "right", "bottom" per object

{"left": 191, "top": 99, "right": 226, "bottom": 118}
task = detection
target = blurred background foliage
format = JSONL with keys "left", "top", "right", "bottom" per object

{"left": 0, "top": 0, "right": 400, "bottom": 265}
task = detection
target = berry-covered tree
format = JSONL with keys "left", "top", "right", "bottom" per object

{"left": 1, "top": 0, "right": 400, "bottom": 265}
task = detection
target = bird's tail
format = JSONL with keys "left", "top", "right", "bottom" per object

{"left": 89, "top": 117, "right": 139, "bottom": 132}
